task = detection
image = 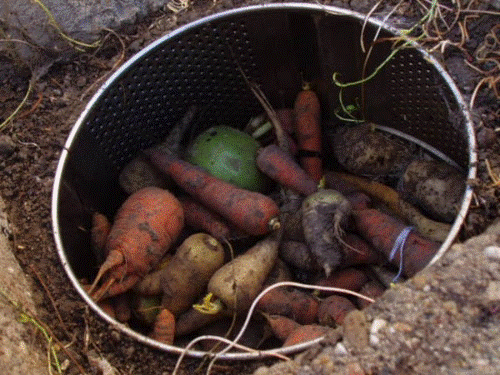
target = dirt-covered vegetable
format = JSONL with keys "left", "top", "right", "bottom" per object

{"left": 399, "top": 159, "right": 465, "bottom": 223}
{"left": 331, "top": 123, "right": 412, "bottom": 178}
{"left": 302, "top": 189, "right": 352, "bottom": 276}
{"left": 157, "top": 233, "right": 225, "bottom": 316}
{"left": 88, "top": 187, "right": 184, "bottom": 301}
{"left": 207, "top": 235, "right": 279, "bottom": 312}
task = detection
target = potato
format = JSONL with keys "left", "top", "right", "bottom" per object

{"left": 207, "top": 235, "right": 279, "bottom": 312}
{"left": 330, "top": 123, "right": 412, "bottom": 178}
{"left": 398, "top": 159, "right": 465, "bottom": 223}
{"left": 159, "top": 233, "right": 225, "bottom": 316}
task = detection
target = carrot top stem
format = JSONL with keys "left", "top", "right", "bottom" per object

{"left": 88, "top": 249, "right": 125, "bottom": 295}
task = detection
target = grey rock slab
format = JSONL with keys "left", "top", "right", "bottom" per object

{"left": 0, "top": 0, "right": 170, "bottom": 63}
{"left": 0, "top": 196, "right": 47, "bottom": 375}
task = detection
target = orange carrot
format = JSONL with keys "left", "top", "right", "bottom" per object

{"left": 114, "top": 292, "right": 132, "bottom": 323}
{"left": 91, "top": 212, "right": 111, "bottom": 259}
{"left": 88, "top": 187, "right": 184, "bottom": 301}
{"left": 264, "top": 314, "right": 301, "bottom": 342}
{"left": 315, "top": 267, "right": 369, "bottom": 295}
{"left": 150, "top": 308, "right": 176, "bottom": 345}
{"left": 358, "top": 280, "right": 386, "bottom": 308}
{"left": 257, "top": 287, "right": 319, "bottom": 325}
{"left": 317, "top": 295, "right": 357, "bottom": 326}
{"left": 343, "top": 234, "right": 385, "bottom": 267}
{"left": 145, "top": 149, "right": 280, "bottom": 236}
{"left": 179, "top": 196, "right": 232, "bottom": 241}
{"left": 276, "top": 108, "right": 295, "bottom": 135}
{"left": 283, "top": 324, "right": 331, "bottom": 347}
{"left": 97, "top": 299, "right": 116, "bottom": 320}
{"left": 353, "top": 208, "right": 441, "bottom": 277}
{"left": 294, "top": 87, "right": 322, "bottom": 182}
{"left": 256, "top": 144, "right": 318, "bottom": 196}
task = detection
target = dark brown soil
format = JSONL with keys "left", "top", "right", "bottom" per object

{"left": 0, "top": 1, "right": 499, "bottom": 374}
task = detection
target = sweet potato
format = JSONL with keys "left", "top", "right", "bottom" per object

{"left": 302, "top": 189, "right": 352, "bottom": 276}
{"left": 175, "top": 305, "right": 226, "bottom": 337}
{"left": 256, "top": 144, "right": 318, "bottom": 196}
{"left": 294, "top": 87, "right": 323, "bottom": 182}
{"left": 88, "top": 187, "right": 184, "bottom": 301}
{"left": 317, "top": 295, "right": 357, "bottom": 326}
{"left": 207, "top": 235, "right": 279, "bottom": 312}
{"left": 145, "top": 148, "right": 281, "bottom": 236}
{"left": 152, "top": 233, "right": 225, "bottom": 316}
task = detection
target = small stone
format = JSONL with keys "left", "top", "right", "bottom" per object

{"left": 442, "top": 300, "right": 458, "bottom": 315}
{"left": 334, "top": 342, "right": 348, "bottom": 355}
{"left": 76, "top": 76, "right": 87, "bottom": 88}
{"left": 393, "top": 322, "right": 413, "bottom": 332}
{"left": 411, "top": 273, "right": 430, "bottom": 290}
{"left": 343, "top": 310, "right": 369, "bottom": 350}
{"left": 484, "top": 246, "right": 500, "bottom": 260}
{"left": 369, "top": 318, "right": 387, "bottom": 347}
{"left": 485, "top": 281, "right": 500, "bottom": 302}
{"left": 0, "top": 135, "right": 16, "bottom": 156}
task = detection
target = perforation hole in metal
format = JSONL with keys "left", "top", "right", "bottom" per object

{"left": 386, "top": 49, "right": 468, "bottom": 167}
{"left": 85, "top": 20, "right": 261, "bottom": 170}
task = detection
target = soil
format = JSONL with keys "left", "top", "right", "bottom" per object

{"left": 0, "top": 1, "right": 499, "bottom": 375}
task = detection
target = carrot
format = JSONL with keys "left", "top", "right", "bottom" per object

{"left": 88, "top": 187, "right": 184, "bottom": 301}
{"left": 317, "top": 295, "right": 357, "bottom": 327}
{"left": 357, "top": 280, "right": 386, "bottom": 308}
{"left": 179, "top": 196, "right": 232, "bottom": 241}
{"left": 263, "top": 314, "right": 301, "bottom": 342}
{"left": 90, "top": 212, "right": 111, "bottom": 261}
{"left": 256, "top": 287, "right": 319, "bottom": 325}
{"left": 353, "top": 208, "right": 441, "bottom": 278}
{"left": 145, "top": 148, "right": 280, "bottom": 236}
{"left": 283, "top": 324, "right": 332, "bottom": 347}
{"left": 343, "top": 234, "right": 386, "bottom": 267}
{"left": 114, "top": 292, "right": 132, "bottom": 323}
{"left": 97, "top": 299, "right": 116, "bottom": 320}
{"left": 315, "top": 267, "right": 369, "bottom": 295}
{"left": 276, "top": 108, "right": 295, "bottom": 135}
{"left": 294, "top": 87, "right": 322, "bottom": 182}
{"left": 150, "top": 308, "right": 176, "bottom": 345}
{"left": 326, "top": 171, "right": 451, "bottom": 242}
{"left": 256, "top": 144, "right": 318, "bottom": 196}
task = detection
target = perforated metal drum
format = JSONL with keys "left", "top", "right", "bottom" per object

{"left": 52, "top": 3, "right": 476, "bottom": 359}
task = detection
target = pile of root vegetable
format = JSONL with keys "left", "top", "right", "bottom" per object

{"left": 83, "top": 85, "right": 466, "bottom": 357}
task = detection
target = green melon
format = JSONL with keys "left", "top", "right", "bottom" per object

{"left": 185, "top": 126, "right": 271, "bottom": 192}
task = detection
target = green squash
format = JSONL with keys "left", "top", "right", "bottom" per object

{"left": 185, "top": 126, "right": 271, "bottom": 192}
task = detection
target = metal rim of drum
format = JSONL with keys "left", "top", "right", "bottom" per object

{"left": 51, "top": 2, "right": 477, "bottom": 360}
